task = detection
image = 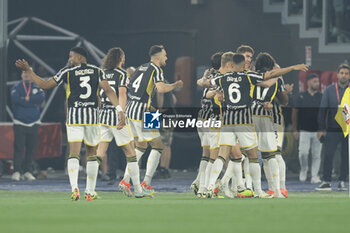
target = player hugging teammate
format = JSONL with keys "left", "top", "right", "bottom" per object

{"left": 195, "top": 45, "right": 308, "bottom": 198}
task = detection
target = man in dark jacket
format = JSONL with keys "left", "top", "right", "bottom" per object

{"left": 316, "top": 64, "right": 350, "bottom": 191}
{"left": 11, "top": 70, "right": 45, "bottom": 181}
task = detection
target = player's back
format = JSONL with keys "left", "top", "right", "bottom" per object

{"left": 99, "top": 68, "right": 129, "bottom": 126}
{"left": 251, "top": 78, "right": 285, "bottom": 116}
{"left": 54, "top": 63, "right": 105, "bottom": 125}
{"left": 218, "top": 71, "right": 261, "bottom": 109}
{"left": 128, "top": 62, "right": 163, "bottom": 103}
{"left": 126, "top": 62, "right": 164, "bottom": 120}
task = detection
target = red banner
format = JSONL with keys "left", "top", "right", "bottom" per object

{"left": 0, "top": 123, "right": 62, "bottom": 159}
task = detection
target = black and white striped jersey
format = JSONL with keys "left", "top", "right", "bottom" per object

{"left": 198, "top": 88, "right": 213, "bottom": 120}
{"left": 99, "top": 68, "right": 129, "bottom": 126}
{"left": 251, "top": 78, "right": 285, "bottom": 117}
{"left": 272, "top": 102, "right": 284, "bottom": 125}
{"left": 53, "top": 63, "right": 106, "bottom": 125}
{"left": 126, "top": 62, "right": 164, "bottom": 120}
{"left": 198, "top": 71, "right": 222, "bottom": 121}
{"left": 210, "top": 71, "right": 264, "bottom": 125}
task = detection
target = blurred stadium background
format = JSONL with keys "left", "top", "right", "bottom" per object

{"left": 0, "top": 0, "right": 349, "bottom": 179}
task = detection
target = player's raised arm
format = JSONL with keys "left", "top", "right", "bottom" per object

{"left": 155, "top": 80, "right": 183, "bottom": 93}
{"left": 257, "top": 77, "right": 279, "bottom": 88}
{"left": 99, "top": 80, "right": 125, "bottom": 129}
{"left": 15, "top": 59, "right": 57, "bottom": 90}
{"left": 264, "top": 64, "right": 308, "bottom": 80}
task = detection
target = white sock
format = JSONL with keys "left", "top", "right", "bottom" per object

{"left": 268, "top": 158, "right": 282, "bottom": 196}
{"left": 208, "top": 157, "right": 225, "bottom": 188}
{"left": 198, "top": 159, "right": 208, "bottom": 193}
{"left": 276, "top": 154, "right": 286, "bottom": 189}
{"left": 243, "top": 157, "right": 252, "bottom": 189}
{"left": 86, "top": 160, "right": 99, "bottom": 195}
{"left": 144, "top": 149, "right": 161, "bottom": 186}
{"left": 124, "top": 148, "right": 144, "bottom": 183}
{"left": 221, "top": 160, "right": 234, "bottom": 185}
{"left": 204, "top": 160, "right": 213, "bottom": 191}
{"left": 194, "top": 158, "right": 208, "bottom": 184}
{"left": 232, "top": 161, "right": 245, "bottom": 190}
{"left": 249, "top": 161, "right": 262, "bottom": 194}
{"left": 67, "top": 158, "right": 79, "bottom": 192}
{"left": 262, "top": 159, "right": 272, "bottom": 190}
{"left": 127, "top": 161, "right": 142, "bottom": 193}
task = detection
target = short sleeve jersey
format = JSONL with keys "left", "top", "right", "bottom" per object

{"left": 53, "top": 63, "right": 106, "bottom": 125}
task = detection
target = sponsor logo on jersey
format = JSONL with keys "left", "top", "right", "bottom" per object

{"left": 74, "top": 101, "right": 95, "bottom": 107}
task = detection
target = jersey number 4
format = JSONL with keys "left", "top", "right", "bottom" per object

{"left": 132, "top": 73, "right": 143, "bottom": 93}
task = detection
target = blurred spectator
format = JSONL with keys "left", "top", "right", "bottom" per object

{"left": 316, "top": 64, "right": 350, "bottom": 191}
{"left": 11, "top": 70, "right": 45, "bottom": 181}
{"left": 292, "top": 73, "right": 322, "bottom": 183}
{"left": 126, "top": 66, "right": 136, "bottom": 77}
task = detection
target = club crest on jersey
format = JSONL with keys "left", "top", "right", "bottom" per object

{"left": 143, "top": 110, "right": 162, "bottom": 129}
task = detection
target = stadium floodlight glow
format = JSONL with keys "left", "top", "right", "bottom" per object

{"left": 6, "top": 17, "right": 106, "bottom": 121}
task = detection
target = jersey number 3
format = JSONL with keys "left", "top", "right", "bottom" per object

{"left": 80, "top": 76, "right": 92, "bottom": 99}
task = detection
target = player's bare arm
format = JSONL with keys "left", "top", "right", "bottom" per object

{"left": 99, "top": 80, "right": 125, "bottom": 129}
{"left": 276, "top": 90, "right": 288, "bottom": 106}
{"left": 118, "top": 86, "right": 128, "bottom": 111}
{"left": 264, "top": 64, "right": 308, "bottom": 80}
{"left": 257, "top": 77, "right": 279, "bottom": 88}
{"left": 15, "top": 59, "right": 57, "bottom": 90}
{"left": 155, "top": 80, "right": 183, "bottom": 93}
{"left": 197, "top": 78, "right": 212, "bottom": 88}
{"left": 205, "top": 90, "right": 216, "bottom": 99}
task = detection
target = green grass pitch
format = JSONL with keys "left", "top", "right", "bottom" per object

{"left": 1, "top": 190, "right": 349, "bottom": 233}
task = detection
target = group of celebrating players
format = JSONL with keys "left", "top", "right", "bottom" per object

{"left": 15, "top": 43, "right": 307, "bottom": 200}
{"left": 192, "top": 45, "right": 308, "bottom": 198}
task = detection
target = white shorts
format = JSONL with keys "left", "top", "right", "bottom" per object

{"left": 100, "top": 124, "right": 134, "bottom": 146}
{"left": 66, "top": 125, "right": 100, "bottom": 146}
{"left": 274, "top": 123, "right": 284, "bottom": 148}
{"left": 219, "top": 124, "right": 257, "bottom": 150}
{"left": 129, "top": 119, "right": 160, "bottom": 142}
{"left": 197, "top": 127, "right": 220, "bottom": 149}
{"left": 252, "top": 116, "right": 278, "bottom": 152}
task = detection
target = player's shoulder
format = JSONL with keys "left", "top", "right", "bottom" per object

{"left": 149, "top": 62, "right": 162, "bottom": 73}
{"left": 55, "top": 66, "right": 71, "bottom": 76}
{"left": 86, "top": 63, "right": 102, "bottom": 71}
{"left": 244, "top": 70, "right": 263, "bottom": 77}
{"left": 114, "top": 67, "right": 128, "bottom": 77}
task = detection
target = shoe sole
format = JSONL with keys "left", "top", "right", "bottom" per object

{"left": 119, "top": 185, "right": 133, "bottom": 197}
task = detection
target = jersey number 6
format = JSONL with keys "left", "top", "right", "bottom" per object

{"left": 228, "top": 83, "right": 241, "bottom": 104}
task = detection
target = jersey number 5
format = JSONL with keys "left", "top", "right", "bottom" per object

{"left": 80, "top": 76, "right": 92, "bottom": 99}
{"left": 100, "top": 80, "right": 116, "bottom": 102}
